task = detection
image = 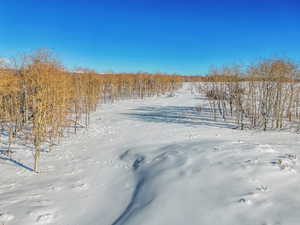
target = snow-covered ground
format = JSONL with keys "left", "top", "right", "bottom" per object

{"left": 1, "top": 84, "right": 300, "bottom": 225}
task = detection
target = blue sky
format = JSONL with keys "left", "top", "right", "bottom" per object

{"left": 1, "top": 0, "right": 300, "bottom": 75}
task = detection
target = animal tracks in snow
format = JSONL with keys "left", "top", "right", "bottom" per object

{"left": 28, "top": 207, "right": 56, "bottom": 224}
{"left": 71, "top": 181, "right": 89, "bottom": 191}
{"left": 237, "top": 184, "right": 271, "bottom": 208}
{"left": 36, "top": 213, "right": 54, "bottom": 224}
{"left": 48, "top": 184, "right": 64, "bottom": 192}
{"left": 271, "top": 153, "right": 297, "bottom": 173}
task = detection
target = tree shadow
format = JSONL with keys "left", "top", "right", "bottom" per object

{"left": 0, "top": 151, "right": 33, "bottom": 172}
{"left": 123, "top": 106, "right": 238, "bottom": 129}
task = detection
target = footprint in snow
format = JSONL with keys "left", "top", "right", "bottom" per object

{"left": 49, "top": 185, "right": 64, "bottom": 192}
{"left": 72, "top": 182, "right": 89, "bottom": 191}
{"left": 237, "top": 185, "right": 271, "bottom": 208}
{"left": 238, "top": 198, "right": 252, "bottom": 205}
{"left": 271, "top": 154, "right": 297, "bottom": 173}
{"left": 36, "top": 213, "right": 54, "bottom": 224}
{"left": 213, "top": 146, "right": 220, "bottom": 151}
{"left": 244, "top": 159, "right": 259, "bottom": 165}
{"left": 28, "top": 207, "right": 56, "bottom": 224}
{"left": 256, "top": 185, "right": 269, "bottom": 192}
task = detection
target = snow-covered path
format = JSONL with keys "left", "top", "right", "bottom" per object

{"left": 1, "top": 84, "right": 300, "bottom": 225}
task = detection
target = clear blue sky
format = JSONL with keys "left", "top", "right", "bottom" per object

{"left": 1, "top": 0, "right": 300, "bottom": 75}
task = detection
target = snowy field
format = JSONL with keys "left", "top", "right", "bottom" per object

{"left": 1, "top": 84, "right": 300, "bottom": 225}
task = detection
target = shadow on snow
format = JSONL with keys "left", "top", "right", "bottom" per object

{"left": 123, "top": 106, "right": 237, "bottom": 129}
{"left": 0, "top": 151, "right": 33, "bottom": 172}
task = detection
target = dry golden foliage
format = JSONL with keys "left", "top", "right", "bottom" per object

{"left": 194, "top": 58, "right": 300, "bottom": 131}
{"left": 0, "top": 50, "right": 183, "bottom": 172}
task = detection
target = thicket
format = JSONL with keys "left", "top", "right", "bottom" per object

{"left": 194, "top": 59, "right": 300, "bottom": 131}
{"left": 0, "top": 50, "right": 183, "bottom": 172}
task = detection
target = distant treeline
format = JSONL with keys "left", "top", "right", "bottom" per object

{"left": 0, "top": 49, "right": 183, "bottom": 172}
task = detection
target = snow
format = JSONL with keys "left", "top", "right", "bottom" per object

{"left": 1, "top": 83, "right": 300, "bottom": 225}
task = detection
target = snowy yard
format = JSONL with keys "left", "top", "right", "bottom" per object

{"left": 1, "top": 84, "right": 300, "bottom": 225}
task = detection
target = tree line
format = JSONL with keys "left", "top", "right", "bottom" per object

{"left": 193, "top": 59, "right": 300, "bottom": 131}
{"left": 0, "top": 50, "right": 183, "bottom": 172}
